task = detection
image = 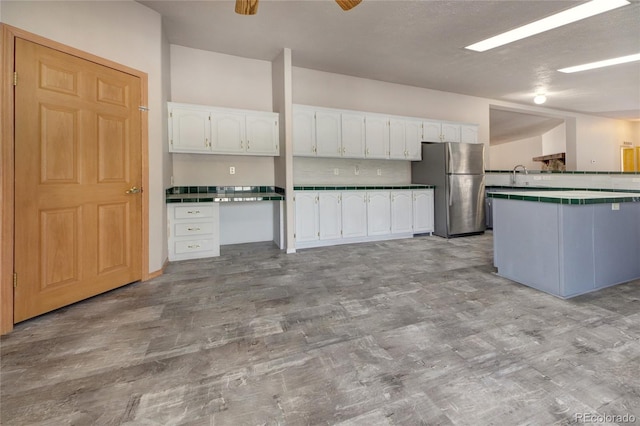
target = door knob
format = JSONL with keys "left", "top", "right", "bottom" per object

{"left": 125, "top": 186, "right": 142, "bottom": 194}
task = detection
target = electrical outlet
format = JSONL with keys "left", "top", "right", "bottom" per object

{"left": 229, "top": 166, "right": 236, "bottom": 175}
{"left": 612, "top": 203, "right": 620, "bottom": 211}
{"left": 333, "top": 168, "right": 339, "bottom": 176}
{"left": 377, "top": 169, "right": 382, "bottom": 176}
{"left": 354, "top": 166, "right": 360, "bottom": 176}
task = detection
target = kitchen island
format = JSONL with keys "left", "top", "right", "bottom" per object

{"left": 488, "top": 190, "right": 640, "bottom": 298}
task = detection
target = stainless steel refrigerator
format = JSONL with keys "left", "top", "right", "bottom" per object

{"left": 412, "top": 142, "right": 485, "bottom": 238}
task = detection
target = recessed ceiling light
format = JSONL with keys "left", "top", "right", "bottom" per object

{"left": 465, "top": 0, "right": 630, "bottom": 52}
{"left": 533, "top": 94, "right": 547, "bottom": 105}
{"left": 558, "top": 53, "right": 640, "bottom": 73}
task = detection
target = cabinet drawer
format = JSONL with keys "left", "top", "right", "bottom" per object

{"left": 174, "top": 222, "right": 215, "bottom": 237}
{"left": 173, "top": 205, "right": 215, "bottom": 219}
{"left": 173, "top": 239, "right": 216, "bottom": 255}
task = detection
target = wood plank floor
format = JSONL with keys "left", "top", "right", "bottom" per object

{"left": 2, "top": 234, "right": 639, "bottom": 425}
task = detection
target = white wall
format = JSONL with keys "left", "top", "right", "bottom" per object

{"left": 575, "top": 115, "right": 638, "bottom": 171}
{"left": 542, "top": 123, "right": 566, "bottom": 155}
{"left": 490, "top": 136, "right": 542, "bottom": 171}
{"left": 2, "top": 0, "right": 168, "bottom": 273}
{"left": 170, "top": 45, "right": 277, "bottom": 186}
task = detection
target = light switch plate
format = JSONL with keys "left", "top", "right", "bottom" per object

{"left": 229, "top": 166, "right": 236, "bottom": 175}
{"left": 612, "top": 203, "right": 620, "bottom": 211}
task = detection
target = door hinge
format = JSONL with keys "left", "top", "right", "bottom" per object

{"left": 13, "top": 72, "right": 18, "bottom": 86}
{"left": 138, "top": 106, "right": 150, "bottom": 112}
{"left": 13, "top": 272, "right": 17, "bottom": 288}
{"left": 294, "top": 233, "right": 296, "bottom": 238}
{"left": 170, "top": 112, "right": 173, "bottom": 118}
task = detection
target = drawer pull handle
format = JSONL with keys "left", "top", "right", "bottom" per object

{"left": 187, "top": 244, "right": 201, "bottom": 249}
{"left": 187, "top": 227, "right": 201, "bottom": 231}
{"left": 187, "top": 210, "right": 201, "bottom": 214}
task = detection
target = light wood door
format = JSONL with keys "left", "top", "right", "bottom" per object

{"left": 621, "top": 147, "right": 636, "bottom": 172}
{"left": 14, "top": 38, "right": 142, "bottom": 322}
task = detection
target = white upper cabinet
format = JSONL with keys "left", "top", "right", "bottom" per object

{"left": 441, "top": 122, "right": 461, "bottom": 143}
{"left": 424, "top": 119, "right": 470, "bottom": 143}
{"left": 388, "top": 118, "right": 406, "bottom": 160}
{"left": 341, "top": 112, "right": 366, "bottom": 158}
{"left": 293, "top": 106, "right": 316, "bottom": 156}
{"left": 389, "top": 119, "right": 421, "bottom": 160}
{"left": 246, "top": 112, "right": 279, "bottom": 155}
{"left": 211, "top": 111, "right": 245, "bottom": 154}
{"left": 169, "top": 106, "right": 211, "bottom": 153}
{"left": 460, "top": 124, "right": 479, "bottom": 144}
{"left": 168, "top": 102, "right": 279, "bottom": 156}
{"left": 316, "top": 110, "right": 342, "bottom": 157}
{"left": 292, "top": 103, "right": 478, "bottom": 158}
{"left": 422, "top": 120, "right": 442, "bottom": 143}
{"left": 404, "top": 119, "right": 422, "bottom": 160}
{"left": 364, "top": 115, "right": 389, "bottom": 159}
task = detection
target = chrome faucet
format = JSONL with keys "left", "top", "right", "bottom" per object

{"left": 511, "top": 164, "right": 527, "bottom": 185}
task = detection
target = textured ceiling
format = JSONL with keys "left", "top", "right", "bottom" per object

{"left": 140, "top": 0, "right": 640, "bottom": 122}
{"left": 490, "top": 109, "right": 565, "bottom": 145}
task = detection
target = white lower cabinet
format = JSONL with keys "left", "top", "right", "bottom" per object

{"left": 318, "top": 192, "right": 342, "bottom": 240}
{"left": 294, "top": 189, "right": 433, "bottom": 249}
{"left": 294, "top": 192, "right": 319, "bottom": 243}
{"left": 391, "top": 191, "right": 413, "bottom": 234}
{"left": 366, "top": 191, "right": 391, "bottom": 236}
{"left": 342, "top": 192, "right": 367, "bottom": 238}
{"left": 413, "top": 189, "right": 434, "bottom": 233}
{"left": 168, "top": 203, "right": 220, "bottom": 261}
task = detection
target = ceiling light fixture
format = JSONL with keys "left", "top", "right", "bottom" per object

{"left": 465, "top": 0, "right": 630, "bottom": 52}
{"left": 558, "top": 53, "right": 640, "bottom": 73}
{"left": 533, "top": 94, "right": 547, "bottom": 105}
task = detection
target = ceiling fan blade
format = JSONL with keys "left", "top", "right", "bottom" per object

{"left": 335, "top": 0, "right": 362, "bottom": 11}
{"left": 235, "top": 0, "right": 259, "bottom": 15}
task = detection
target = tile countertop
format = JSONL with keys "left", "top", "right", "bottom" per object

{"left": 487, "top": 190, "right": 640, "bottom": 205}
{"left": 166, "top": 186, "right": 285, "bottom": 203}
{"left": 294, "top": 184, "right": 434, "bottom": 190}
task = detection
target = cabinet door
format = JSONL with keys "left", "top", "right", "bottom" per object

{"left": 342, "top": 191, "right": 367, "bottom": 238}
{"left": 294, "top": 192, "right": 319, "bottom": 243}
{"left": 412, "top": 190, "right": 434, "bottom": 233}
{"left": 441, "top": 123, "right": 461, "bottom": 143}
{"left": 169, "top": 106, "right": 211, "bottom": 153}
{"left": 315, "top": 110, "right": 342, "bottom": 157}
{"left": 404, "top": 119, "right": 423, "bottom": 160}
{"left": 246, "top": 113, "right": 279, "bottom": 155}
{"left": 388, "top": 118, "right": 406, "bottom": 160}
{"left": 211, "top": 111, "right": 246, "bottom": 154}
{"left": 341, "top": 112, "right": 365, "bottom": 158}
{"left": 367, "top": 191, "right": 391, "bottom": 236}
{"left": 318, "top": 192, "right": 342, "bottom": 240}
{"left": 293, "top": 106, "right": 316, "bottom": 156}
{"left": 391, "top": 191, "right": 413, "bottom": 234}
{"left": 460, "top": 124, "right": 479, "bottom": 144}
{"left": 422, "top": 120, "right": 442, "bottom": 143}
{"left": 365, "top": 115, "right": 389, "bottom": 159}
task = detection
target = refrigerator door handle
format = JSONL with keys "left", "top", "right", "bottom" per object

{"left": 447, "top": 142, "right": 453, "bottom": 174}
{"left": 449, "top": 175, "right": 454, "bottom": 207}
